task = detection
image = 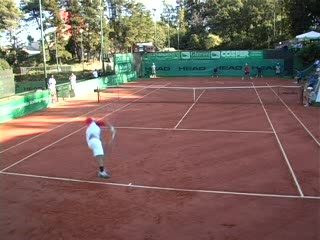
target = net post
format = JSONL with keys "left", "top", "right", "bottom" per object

{"left": 193, "top": 88, "right": 196, "bottom": 102}
{"left": 97, "top": 87, "right": 100, "bottom": 103}
{"left": 300, "top": 86, "right": 304, "bottom": 105}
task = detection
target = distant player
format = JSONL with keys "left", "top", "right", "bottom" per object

{"left": 85, "top": 117, "right": 116, "bottom": 178}
{"left": 275, "top": 63, "right": 281, "bottom": 77}
{"left": 294, "top": 69, "right": 303, "bottom": 84}
{"left": 242, "top": 63, "right": 252, "bottom": 80}
{"left": 256, "top": 65, "right": 262, "bottom": 78}
{"left": 212, "top": 67, "right": 218, "bottom": 78}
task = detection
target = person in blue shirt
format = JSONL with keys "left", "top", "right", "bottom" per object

{"left": 294, "top": 69, "right": 303, "bottom": 84}
{"left": 304, "top": 87, "right": 317, "bottom": 107}
{"left": 256, "top": 65, "right": 262, "bottom": 78}
{"left": 308, "top": 73, "right": 318, "bottom": 89}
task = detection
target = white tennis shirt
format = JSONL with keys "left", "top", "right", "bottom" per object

{"left": 86, "top": 121, "right": 101, "bottom": 144}
{"left": 48, "top": 77, "right": 56, "bottom": 90}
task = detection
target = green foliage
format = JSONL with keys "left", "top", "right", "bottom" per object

{"left": 296, "top": 42, "right": 320, "bottom": 65}
{"left": 8, "top": 0, "right": 320, "bottom": 60}
{"left": 0, "top": 59, "right": 11, "bottom": 70}
{"left": 202, "top": 34, "right": 223, "bottom": 49}
{"left": 187, "top": 34, "right": 201, "bottom": 50}
{"left": 0, "top": 0, "right": 21, "bottom": 31}
{"left": 285, "top": 0, "right": 320, "bottom": 36}
{"left": 58, "top": 50, "right": 72, "bottom": 62}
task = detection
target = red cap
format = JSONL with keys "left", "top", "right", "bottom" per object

{"left": 95, "top": 120, "right": 106, "bottom": 127}
{"left": 85, "top": 117, "right": 94, "bottom": 125}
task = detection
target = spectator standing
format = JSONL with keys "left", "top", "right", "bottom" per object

{"left": 69, "top": 73, "right": 77, "bottom": 96}
{"left": 304, "top": 86, "right": 316, "bottom": 107}
{"left": 48, "top": 75, "right": 57, "bottom": 103}
{"left": 151, "top": 63, "right": 157, "bottom": 78}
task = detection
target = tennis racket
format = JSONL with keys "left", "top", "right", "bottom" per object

{"left": 106, "top": 122, "right": 117, "bottom": 156}
{"left": 108, "top": 123, "right": 117, "bottom": 146}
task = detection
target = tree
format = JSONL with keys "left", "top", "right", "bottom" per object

{"left": 285, "top": 0, "right": 320, "bottom": 36}
{"left": 20, "top": 0, "right": 64, "bottom": 63}
{"left": 0, "top": 0, "right": 20, "bottom": 32}
{"left": 109, "top": 0, "right": 154, "bottom": 52}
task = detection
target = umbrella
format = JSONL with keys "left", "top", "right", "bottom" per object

{"left": 296, "top": 31, "right": 320, "bottom": 39}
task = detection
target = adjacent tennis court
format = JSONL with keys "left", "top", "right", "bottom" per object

{"left": 1, "top": 77, "right": 319, "bottom": 240}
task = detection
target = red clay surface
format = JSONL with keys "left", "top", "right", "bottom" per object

{"left": 1, "top": 77, "right": 319, "bottom": 240}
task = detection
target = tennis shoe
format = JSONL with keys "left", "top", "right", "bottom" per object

{"left": 98, "top": 170, "right": 111, "bottom": 178}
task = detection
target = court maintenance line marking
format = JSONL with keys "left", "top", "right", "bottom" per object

{"left": 253, "top": 84, "right": 304, "bottom": 197}
{"left": 267, "top": 83, "right": 320, "bottom": 147}
{"left": 0, "top": 86, "right": 153, "bottom": 154}
{"left": 115, "top": 126, "right": 274, "bottom": 134}
{"left": 0, "top": 84, "right": 171, "bottom": 173}
{"left": 1, "top": 171, "right": 319, "bottom": 200}
{"left": 174, "top": 89, "right": 206, "bottom": 129}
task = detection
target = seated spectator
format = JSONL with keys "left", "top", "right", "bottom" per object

{"left": 308, "top": 73, "right": 318, "bottom": 89}
{"left": 304, "top": 86, "right": 317, "bottom": 107}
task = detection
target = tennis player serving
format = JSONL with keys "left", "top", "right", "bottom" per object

{"left": 85, "top": 117, "right": 116, "bottom": 178}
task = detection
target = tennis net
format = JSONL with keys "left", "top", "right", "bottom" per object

{"left": 95, "top": 85, "right": 303, "bottom": 105}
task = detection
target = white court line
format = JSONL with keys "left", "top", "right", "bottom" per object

{"left": 1, "top": 171, "right": 319, "bottom": 200}
{"left": 267, "top": 83, "right": 320, "bottom": 147}
{"left": 114, "top": 126, "right": 274, "bottom": 134}
{"left": 0, "top": 84, "right": 171, "bottom": 173}
{"left": 0, "top": 86, "right": 154, "bottom": 154}
{"left": 0, "top": 103, "right": 111, "bottom": 154}
{"left": 174, "top": 89, "right": 206, "bottom": 129}
{"left": 253, "top": 84, "right": 304, "bottom": 197}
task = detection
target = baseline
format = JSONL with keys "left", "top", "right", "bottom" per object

{"left": 1, "top": 171, "right": 319, "bottom": 200}
{"left": 113, "top": 126, "right": 274, "bottom": 134}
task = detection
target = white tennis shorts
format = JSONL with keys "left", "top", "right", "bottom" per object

{"left": 88, "top": 138, "right": 104, "bottom": 156}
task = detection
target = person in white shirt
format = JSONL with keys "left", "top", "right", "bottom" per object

{"left": 48, "top": 75, "right": 57, "bottom": 103}
{"left": 85, "top": 117, "right": 116, "bottom": 178}
{"left": 151, "top": 63, "right": 156, "bottom": 78}
{"left": 69, "top": 73, "right": 77, "bottom": 96}
{"left": 92, "top": 69, "right": 98, "bottom": 78}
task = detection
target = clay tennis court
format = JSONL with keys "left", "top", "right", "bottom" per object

{"left": 1, "top": 77, "right": 319, "bottom": 240}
